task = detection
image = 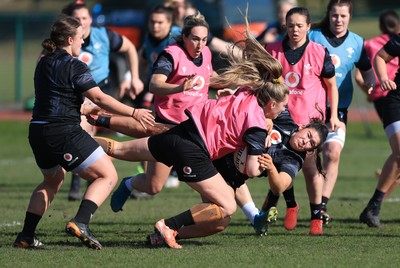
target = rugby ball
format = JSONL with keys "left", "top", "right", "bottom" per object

{"left": 234, "top": 147, "right": 248, "bottom": 174}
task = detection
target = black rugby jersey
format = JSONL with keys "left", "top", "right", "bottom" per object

{"left": 32, "top": 48, "right": 97, "bottom": 123}
{"left": 213, "top": 109, "right": 306, "bottom": 189}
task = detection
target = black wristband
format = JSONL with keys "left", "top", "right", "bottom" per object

{"left": 95, "top": 115, "right": 111, "bottom": 128}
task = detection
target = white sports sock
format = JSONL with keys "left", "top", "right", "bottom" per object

{"left": 124, "top": 176, "right": 134, "bottom": 191}
{"left": 242, "top": 201, "right": 260, "bottom": 225}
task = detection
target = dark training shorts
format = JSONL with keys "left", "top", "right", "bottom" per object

{"left": 148, "top": 124, "right": 218, "bottom": 182}
{"left": 326, "top": 108, "right": 348, "bottom": 125}
{"left": 213, "top": 153, "right": 249, "bottom": 190}
{"left": 373, "top": 97, "right": 385, "bottom": 122}
{"left": 380, "top": 90, "right": 400, "bottom": 128}
{"left": 29, "top": 122, "right": 103, "bottom": 173}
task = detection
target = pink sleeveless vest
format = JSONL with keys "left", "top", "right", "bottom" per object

{"left": 187, "top": 88, "right": 267, "bottom": 160}
{"left": 266, "top": 41, "right": 327, "bottom": 126}
{"left": 153, "top": 43, "right": 212, "bottom": 124}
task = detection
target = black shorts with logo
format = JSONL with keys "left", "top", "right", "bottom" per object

{"left": 29, "top": 122, "right": 101, "bottom": 172}
{"left": 148, "top": 124, "right": 218, "bottom": 182}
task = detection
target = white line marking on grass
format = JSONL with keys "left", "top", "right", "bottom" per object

{"left": 0, "top": 221, "right": 22, "bottom": 227}
{"left": 0, "top": 157, "right": 34, "bottom": 166}
{"left": 385, "top": 197, "right": 400, "bottom": 203}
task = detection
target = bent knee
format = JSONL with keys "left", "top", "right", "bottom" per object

{"left": 323, "top": 149, "right": 341, "bottom": 163}
{"left": 144, "top": 174, "right": 168, "bottom": 195}
{"left": 43, "top": 180, "right": 63, "bottom": 193}
{"left": 223, "top": 202, "right": 237, "bottom": 217}
{"left": 146, "top": 180, "right": 165, "bottom": 195}
{"left": 147, "top": 186, "right": 162, "bottom": 195}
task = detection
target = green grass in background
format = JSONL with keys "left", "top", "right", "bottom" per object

{"left": 1, "top": 120, "right": 400, "bottom": 267}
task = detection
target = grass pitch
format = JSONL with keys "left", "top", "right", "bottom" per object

{"left": 1, "top": 120, "right": 400, "bottom": 267}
